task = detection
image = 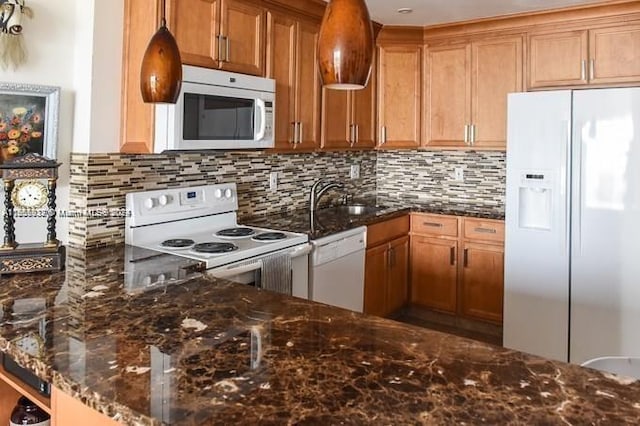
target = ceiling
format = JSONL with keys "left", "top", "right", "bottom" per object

{"left": 361, "top": 0, "right": 607, "bottom": 26}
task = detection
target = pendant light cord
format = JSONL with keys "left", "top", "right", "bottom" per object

{"left": 160, "top": 0, "right": 167, "bottom": 27}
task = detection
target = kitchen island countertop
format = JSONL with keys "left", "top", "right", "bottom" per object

{"left": 1, "top": 245, "right": 639, "bottom": 425}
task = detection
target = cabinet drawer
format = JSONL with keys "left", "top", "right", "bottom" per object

{"left": 367, "top": 215, "right": 409, "bottom": 248}
{"left": 463, "top": 219, "right": 504, "bottom": 243}
{"left": 411, "top": 214, "right": 458, "bottom": 237}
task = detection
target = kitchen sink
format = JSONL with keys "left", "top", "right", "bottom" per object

{"left": 322, "top": 204, "right": 381, "bottom": 216}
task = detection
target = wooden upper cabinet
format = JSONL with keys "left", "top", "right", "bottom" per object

{"left": 321, "top": 68, "right": 376, "bottom": 150}
{"left": 528, "top": 30, "right": 588, "bottom": 88}
{"left": 424, "top": 44, "right": 471, "bottom": 148}
{"left": 424, "top": 36, "right": 522, "bottom": 150}
{"left": 170, "top": 0, "right": 265, "bottom": 75}
{"left": 121, "top": 0, "right": 158, "bottom": 153}
{"left": 295, "top": 20, "right": 322, "bottom": 150}
{"left": 377, "top": 45, "right": 422, "bottom": 149}
{"left": 267, "top": 13, "right": 320, "bottom": 151}
{"left": 589, "top": 24, "right": 640, "bottom": 85}
{"left": 266, "top": 12, "right": 297, "bottom": 149}
{"left": 169, "top": 0, "right": 220, "bottom": 68}
{"left": 471, "top": 36, "right": 523, "bottom": 148}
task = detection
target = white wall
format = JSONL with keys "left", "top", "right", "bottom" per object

{"left": 0, "top": 0, "right": 124, "bottom": 244}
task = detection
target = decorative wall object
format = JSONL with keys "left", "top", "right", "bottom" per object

{"left": 0, "top": 82, "right": 59, "bottom": 164}
{"left": 0, "top": 0, "right": 33, "bottom": 70}
{"left": 318, "top": 0, "right": 374, "bottom": 90}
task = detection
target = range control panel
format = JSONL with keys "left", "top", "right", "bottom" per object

{"left": 126, "top": 183, "right": 239, "bottom": 228}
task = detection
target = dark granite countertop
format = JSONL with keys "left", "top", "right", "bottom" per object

{"left": 242, "top": 196, "right": 504, "bottom": 240}
{"left": 1, "top": 245, "right": 639, "bottom": 425}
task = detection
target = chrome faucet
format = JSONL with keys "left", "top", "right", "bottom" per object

{"left": 310, "top": 179, "right": 344, "bottom": 212}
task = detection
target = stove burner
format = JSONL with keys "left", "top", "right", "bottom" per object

{"left": 192, "top": 242, "right": 238, "bottom": 254}
{"left": 216, "top": 227, "right": 256, "bottom": 238}
{"left": 161, "top": 239, "right": 196, "bottom": 249}
{"left": 253, "top": 232, "right": 287, "bottom": 242}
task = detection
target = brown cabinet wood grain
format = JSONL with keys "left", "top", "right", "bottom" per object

{"left": 425, "top": 36, "right": 522, "bottom": 150}
{"left": 170, "top": 0, "right": 265, "bottom": 75}
{"left": 589, "top": 24, "right": 640, "bottom": 85}
{"left": 528, "top": 30, "right": 588, "bottom": 88}
{"left": 364, "top": 217, "right": 410, "bottom": 317}
{"left": 267, "top": 12, "right": 320, "bottom": 151}
{"left": 377, "top": 45, "right": 422, "bottom": 148}
{"left": 321, "top": 65, "right": 377, "bottom": 150}
{"left": 459, "top": 241, "right": 504, "bottom": 324}
{"left": 410, "top": 235, "right": 458, "bottom": 313}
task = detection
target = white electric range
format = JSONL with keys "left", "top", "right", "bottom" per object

{"left": 124, "top": 183, "right": 311, "bottom": 298}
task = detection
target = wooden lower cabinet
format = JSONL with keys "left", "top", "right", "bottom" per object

{"left": 410, "top": 214, "right": 505, "bottom": 324}
{"left": 459, "top": 242, "right": 505, "bottom": 324}
{"left": 410, "top": 236, "right": 457, "bottom": 313}
{"left": 386, "top": 236, "right": 409, "bottom": 314}
{"left": 364, "top": 243, "right": 388, "bottom": 317}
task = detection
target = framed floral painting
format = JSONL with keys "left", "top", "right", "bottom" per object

{"left": 0, "top": 82, "right": 59, "bottom": 164}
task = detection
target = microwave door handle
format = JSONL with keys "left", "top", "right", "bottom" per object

{"left": 255, "top": 98, "right": 267, "bottom": 141}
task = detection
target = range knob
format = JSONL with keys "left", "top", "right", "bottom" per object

{"left": 158, "top": 194, "right": 173, "bottom": 206}
{"left": 157, "top": 273, "right": 166, "bottom": 283}
{"left": 214, "top": 189, "right": 223, "bottom": 199}
{"left": 224, "top": 188, "right": 233, "bottom": 199}
{"left": 144, "top": 198, "right": 158, "bottom": 209}
{"left": 143, "top": 275, "right": 153, "bottom": 286}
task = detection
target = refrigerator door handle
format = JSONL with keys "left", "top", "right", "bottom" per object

{"left": 563, "top": 120, "right": 571, "bottom": 255}
{"left": 574, "top": 123, "right": 584, "bottom": 254}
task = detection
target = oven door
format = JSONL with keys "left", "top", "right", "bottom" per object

{"left": 207, "top": 244, "right": 311, "bottom": 299}
{"left": 155, "top": 81, "right": 274, "bottom": 151}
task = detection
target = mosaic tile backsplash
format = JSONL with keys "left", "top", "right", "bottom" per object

{"left": 376, "top": 150, "right": 506, "bottom": 211}
{"left": 69, "top": 151, "right": 376, "bottom": 247}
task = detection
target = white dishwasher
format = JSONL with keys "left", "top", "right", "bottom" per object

{"left": 309, "top": 226, "right": 367, "bottom": 313}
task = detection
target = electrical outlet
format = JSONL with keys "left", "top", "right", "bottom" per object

{"left": 350, "top": 164, "right": 360, "bottom": 179}
{"left": 269, "top": 172, "right": 278, "bottom": 191}
{"left": 453, "top": 167, "right": 464, "bottom": 182}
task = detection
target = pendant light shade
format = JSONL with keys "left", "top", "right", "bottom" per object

{"left": 317, "top": 0, "right": 374, "bottom": 90}
{"left": 140, "top": 0, "right": 182, "bottom": 103}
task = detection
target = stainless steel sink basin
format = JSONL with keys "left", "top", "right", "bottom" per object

{"left": 323, "top": 204, "right": 380, "bottom": 215}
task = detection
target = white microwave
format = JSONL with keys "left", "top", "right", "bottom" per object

{"left": 154, "top": 65, "right": 275, "bottom": 152}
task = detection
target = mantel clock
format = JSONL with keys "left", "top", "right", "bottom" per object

{"left": 0, "top": 153, "right": 64, "bottom": 274}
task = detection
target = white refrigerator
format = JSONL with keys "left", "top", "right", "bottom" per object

{"left": 504, "top": 88, "right": 640, "bottom": 365}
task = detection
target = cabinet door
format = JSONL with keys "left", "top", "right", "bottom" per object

{"left": 387, "top": 236, "right": 409, "bottom": 315}
{"left": 471, "top": 37, "right": 523, "bottom": 149}
{"left": 460, "top": 242, "right": 504, "bottom": 324}
{"left": 424, "top": 44, "right": 471, "bottom": 147}
{"left": 219, "top": 0, "right": 265, "bottom": 76}
{"left": 364, "top": 244, "right": 389, "bottom": 317}
{"left": 170, "top": 0, "right": 220, "bottom": 68}
{"left": 321, "top": 89, "right": 350, "bottom": 149}
{"left": 121, "top": 0, "right": 158, "bottom": 153}
{"left": 410, "top": 236, "right": 458, "bottom": 313}
{"left": 295, "top": 20, "right": 322, "bottom": 150}
{"left": 589, "top": 24, "right": 640, "bottom": 85}
{"left": 378, "top": 45, "right": 422, "bottom": 148}
{"left": 352, "top": 64, "right": 377, "bottom": 149}
{"left": 528, "top": 30, "right": 588, "bottom": 88}
{"left": 266, "top": 12, "right": 297, "bottom": 150}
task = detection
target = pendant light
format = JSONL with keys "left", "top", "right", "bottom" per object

{"left": 317, "top": 0, "right": 374, "bottom": 90}
{"left": 140, "top": 0, "right": 182, "bottom": 103}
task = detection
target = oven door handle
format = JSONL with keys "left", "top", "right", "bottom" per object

{"left": 289, "top": 243, "right": 312, "bottom": 258}
{"left": 211, "top": 261, "right": 263, "bottom": 279}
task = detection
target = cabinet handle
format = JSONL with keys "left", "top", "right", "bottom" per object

{"left": 450, "top": 247, "right": 455, "bottom": 266}
{"left": 389, "top": 247, "right": 395, "bottom": 268}
{"left": 349, "top": 124, "right": 355, "bottom": 145}
{"left": 470, "top": 124, "right": 476, "bottom": 146}
{"left": 589, "top": 59, "right": 595, "bottom": 81}
{"left": 463, "top": 248, "right": 469, "bottom": 267}
{"left": 355, "top": 124, "right": 359, "bottom": 144}
{"left": 464, "top": 124, "right": 469, "bottom": 144}
{"left": 423, "top": 222, "right": 443, "bottom": 228}
{"left": 217, "top": 35, "right": 224, "bottom": 61}
{"left": 380, "top": 126, "right": 387, "bottom": 145}
{"left": 474, "top": 227, "right": 497, "bottom": 234}
{"left": 581, "top": 60, "right": 587, "bottom": 81}
{"left": 291, "top": 122, "right": 297, "bottom": 145}
{"left": 298, "top": 122, "right": 303, "bottom": 144}
{"left": 225, "top": 36, "right": 230, "bottom": 62}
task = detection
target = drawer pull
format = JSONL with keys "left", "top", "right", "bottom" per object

{"left": 450, "top": 247, "right": 455, "bottom": 265}
{"left": 424, "top": 222, "right": 444, "bottom": 228}
{"left": 463, "top": 248, "right": 469, "bottom": 267}
{"left": 474, "top": 227, "right": 497, "bottom": 234}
